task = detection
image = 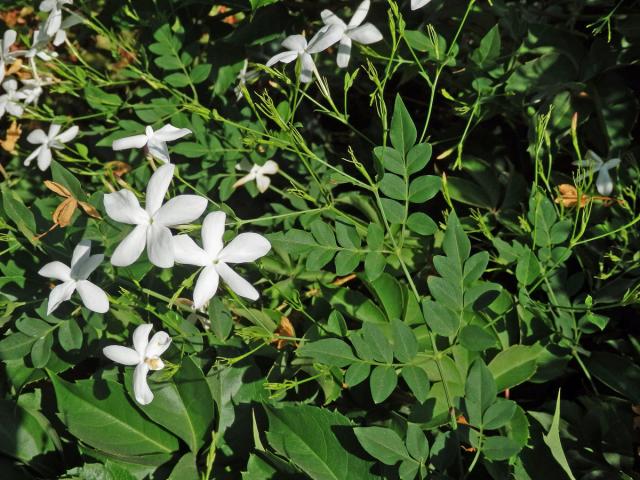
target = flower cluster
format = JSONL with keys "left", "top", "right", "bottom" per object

{"left": 266, "top": 0, "right": 383, "bottom": 83}
{"left": 0, "top": 1, "right": 81, "bottom": 170}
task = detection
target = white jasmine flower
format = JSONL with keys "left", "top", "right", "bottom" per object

{"left": 24, "top": 123, "right": 79, "bottom": 171}
{"left": 0, "top": 30, "right": 19, "bottom": 84}
{"left": 412, "top": 0, "right": 433, "bottom": 9}
{"left": 24, "top": 29, "right": 57, "bottom": 62}
{"left": 52, "top": 12, "right": 84, "bottom": 47}
{"left": 266, "top": 25, "right": 343, "bottom": 83}
{"left": 233, "top": 160, "right": 279, "bottom": 193}
{"left": 234, "top": 59, "right": 259, "bottom": 100}
{"left": 38, "top": 239, "right": 109, "bottom": 315}
{"left": 321, "top": 0, "right": 383, "bottom": 68}
{"left": 0, "top": 79, "right": 26, "bottom": 118}
{"left": 103, "top": 163, "right": 207, "bottom": 268}
{"left": 573, "top": 150, "right": 621, "bottom": 196}
{"left": 173, "top": 211, "right": 271, "bottom": 308}
{"left": 102, "top": 323, "right": 171, "bottom": 405}
{"left": 40, "top": 0, "right": 73, "bottom": 37}
{"left": 20, "top": 76, "right": 54, "bottom": 106}
{"left": 112, "top": 124, "right": 192, "bottom": 164}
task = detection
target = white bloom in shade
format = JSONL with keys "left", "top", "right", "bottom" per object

{"left": 24, "top": 123, "right": 79, "bottom": 171}
{"left": 573, "top": 150, "right": 621, "bottom": 196}
{"left": 412, "top": 0, "right": 433, "bottom": 9}
{"left": 20, "top": 77, "right": 54, "bottom": 106}
{"left": 38, "top": 239, "right": 109, "bottom": 315}
{"left": 173, "top": 211, "right": 271, "bottom": 308}
{"left": 51, "top": 12, "right": 84, "bottom": 47}
{"left": 24, "top": 29, "right": 57, "bottom": 62}
{"left": 266, "top": 25, "right": 343, "bottom": 83}
{"left": 0, "top": 79, "right": 26, "bottom": 118}
{"left": 233, "top": 160, "right": 279, "bottom": 193}
{"left": 321, "top": 0, "right": 383, "bottom": 68}
{"left": 104, "top": 163, "right": 207, "bottom": 268}
{"left": 112, "top": 124, "right": 192, "bottom": 164}
{"left": 102, "top": 324, "right": 171, "bottom": 405}
{"left": 40, "top": 0, "right": 73, "bottom": 37}
{"left": 0, "top": 30, "right": 19, "bottom": 84}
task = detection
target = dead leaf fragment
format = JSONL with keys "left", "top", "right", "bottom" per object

{"left": 52, "top": 197, "right": 78, "bottom": 227}
{"left": 44, "top": 180, "right": 73, "bottom": 198}
{"left": 0, "top": 120, "right": 22, "bottom": 153}
{"left": 273, "top": 316, "right": 296, "bottom": 350}
{"left": 78, "top": 201, "right": 101, "bottom": 219}
{"left": 555, "top": 184, "right": 588, "bottom": 208}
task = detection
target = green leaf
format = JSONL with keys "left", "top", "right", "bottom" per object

{"left": 390, "top": 95, "right": 417, "bottom": 154}
{"left": 391, "top": 319, "right": 418, "bottom": 362}
{"left": 364, "top": 252, "right": 386, "bottom": 281}
{"left": 380, "top": 173, "right": 407, "bottom": 201}
{"left": 488, "top": 345, "right": 541, "bottom": 391}
{"left": 165, "top": 72, "right": 191, "bottom": 88}
{"left": 422, "top": 299, "right": 458, "bottom": 337}
{"left": 401, "top": 365, "right": 430, "bottom": 403}
{"left": 406, "top": 212, "right": 437, "bottom": 236}
{"left": 408, "top": 175, "right": 440, "bottom": 203}
{"left": 334, "top": 250, "right": 361, "bottom": 276}
{"left": 58, "top": 319, "right": 83, "bottom": 351}
{"left": 297, "top": 339, "right": 357, "bottom": 367}
{"left": 482, "top": 435, "right": 521, "bottom": 461}
{"left": 370, "top": 365, "right": 397, "bottom": 403}
{"left": 190, "top": 64, "right": 212, "bottom": 84}
{"left": 264, "top": 404, "right": 376, "bottom": 480}
{"left": 405, "top": 423, "right": 429, "bottom": 461}
{"left": 0, "top": 332, "right": 36, "bottom": 360}
{"left": 131, "top": 356, "right": 214, "bottom": 453}
{"left": 1, "top": 185, "right": 37, "bottom": 244}
{"left": 168, "top": 452, "right": 198, "bottom": 479}
{"left": 380, "top": 198, "right": 404, "bottom": 224}
{"left": 406, "top": 143, "right": 432, "bottom": 175}
{"left": 30, "top": 334, "right": 52, "bottom": 368}
{"left": 458, "top": 325, "right": 496, "bottom": 351}
{"left": 465, "top": 359, "right": 497, "bottom": 426}
{"left": 470, "top": 24, "right": 501, "bottom": 66}
{"left": 354, "top": 426, "right": 411, "bottom": 465}
{"left": 362, "top": 323, "right": 393, "bottom": 364}
{"left": 209, "top": 297, "right": 233, "bottom": 341}
{"left": 51, "top": 376, "right": 179, "bottom": 459}
{"left": 586, "top": 352, "right": 640, "bottom": 403}
{"left": 542, "top": 391, "right": 577, "bottom": 480}
{"left": 483, "top": 399, "right": 517, "bottom": 429}
{"left": 345, "top": 363, "right": 370, "bottom": 388}
{"left": 442, "top": 212, "right": 470, "bottom": 265}
{"left": 51, "top": 163, "right": 85, "bottom": 203}
{"left": 516, "top": 249, "right": 540, "bottom": 286}
{"left": 373, "top": 146, "right": 404, "bottom": 175}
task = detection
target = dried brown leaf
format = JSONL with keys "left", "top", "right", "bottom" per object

{"left": 44, "top": 180, "right": 73, "bottom": 198}
{"left": 555, "top": 184, "right": 588, "bottom": 208}
{"left": 273, "top": 316, "right": 296, "bottom": 350}
{"left": 52, "top": 197, "right": 77, "bottom": 227}
{"left": 78, "top": 201, "right": 101, "bottom": 219}
{"left": 0, "top": 120, "right": 21, "bottom": 153}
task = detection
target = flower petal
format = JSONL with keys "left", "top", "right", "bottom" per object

{"left": 154, "top": 195, "right": 207, "bottom": 227}
{"left": 307, "top": 24, "right": 343, "bottom": 54}
{"left": 39, "top": 261, "right": 71, "bottom": 281}
{"left": 232, "top": 172, "right": 257, "bottom": 189}
{"left": 133, "top": 324, "right": 153, "bottom": 355}
{"left": 146, "top": 137, "right": 170, "bottom": 164}
{"left": 299, "top": 53, "right": 315, "bottom": 83}
{"left": 103, "top": 190, "right": 147, "bottom": 225}
{"left": 596, "top": 168, "right": 613, "bottom": 196}
{"left": 266, "top": 50, "right": 299, "bottom": 67}
{"left": 112, "top": 134, "right": 148, "bottom": 151}
{"left": 111, "top": 224, "right": 148, "bottom": 267}
{"left": 321, "top": 9, "right": 347, "bottom": 28}
{"left": 411, "top": 0, "right": 432, "bottom": 9}
{"left": 202, "top": 211, "right": 226, "bottom": 257}
{"left": 145, "top": 331, "right": 172, "bottom": 358}
{"left": 24, "top": 146, "right": 42, "bottom": 166}
{"left": 103, "top": 345, "right": 140, "bottom": 365}
{"left": 27, "top": 128, "right": 47, "bottom": 144}
{"left": 348, "top": 23, "right": 383, "bottom": 44}
{"left": 173, "top": 234, "right": 209, "bottom": 266}
{"left": 256, "top": 174, "right": 271, "bottom": 193}
{"left": 193, "top": 265, "right": 220, "bottom": 309}
{"left": 216, "top": 262, "right": 260, "bottom": 301}
{"left": 133, "top": 362, "right": 153, "bottom": 405}
{"left": 71, "top": 239, "right": 91, "bottom": 269}
{"left": 47, "top": 280, "right": 76, "bottom": 315}
{"left": 337, "top": 36, "right": 352, "bottom": 68}
{"left": 146, "top": 224, "right": 174, "bottom": 268}
{"left": 282, "top": 34, "right": 307, "bottom": 52}
{"left": 76, "top": 280, "right": 109, "bottom": 313}
{"left": 37, "top": 146, "right": 52, "bottom": 171}
{"left": 604, "top": 158, "right": 621, "bottom": 169}
{"left": 153, "top": 124, "right": 192, "bottom": 142}
{"left": 219, "top": 233, "right": 271, "bottom": 264}
{"left": 260, "top": 160, "right": 279, "bottom": 175}
{"left": 72, "top": 252, "right": 103, "bottom": 280}
{"left": 45, "top": 8, "right": 62, "bottom": 36}
{"left": 145, "top": 163, "right": 175, "bottom": 216}
{"left": 349, "top": 0, "right": 370, "bottom": 28}
{"left": 3, "top": 29, "right": 16, "bottom": 52}
{"left": 56, "top": 125, "right": 79, "bottom": 143}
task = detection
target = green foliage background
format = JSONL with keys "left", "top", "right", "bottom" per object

{"left": 0, "top": 0, "right": 639, "bottom": 478}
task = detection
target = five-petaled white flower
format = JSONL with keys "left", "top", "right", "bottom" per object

{"left": 0, "top": 79, "right": 26, "bottom": 118}
{"left": 573, "top": 150, "right": 621, "bottom": 196}
{"left": 112, "top": 124, "right": 192, "bottom": 164}
{"left": 24, "top": 123, "right": 79, "bottom": 171}
{"left": 0, "top": 30, "right": 19, "bottom": 84}
{"left": 233, "top": 160, "right": 279, "bottom": 193}
{"left": 412, "top": 0, "right": 433, "bottom": 9}
{"left": 321, "top": 0, "right": 383, "bottom": 68}
{"left": 173, "top": 211, "right": 271, "bottom": 308}
{"left": 103, "top": 323, "right": 171, "bottom": 405}
{"left": 38, "top": 239, "right": 109, "bottom": 315}
{"left": 104, "top": 163, "right": 207, "bottom": 268}
{"left": 266, "top": 25, "right": 343, "bottom": 83}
